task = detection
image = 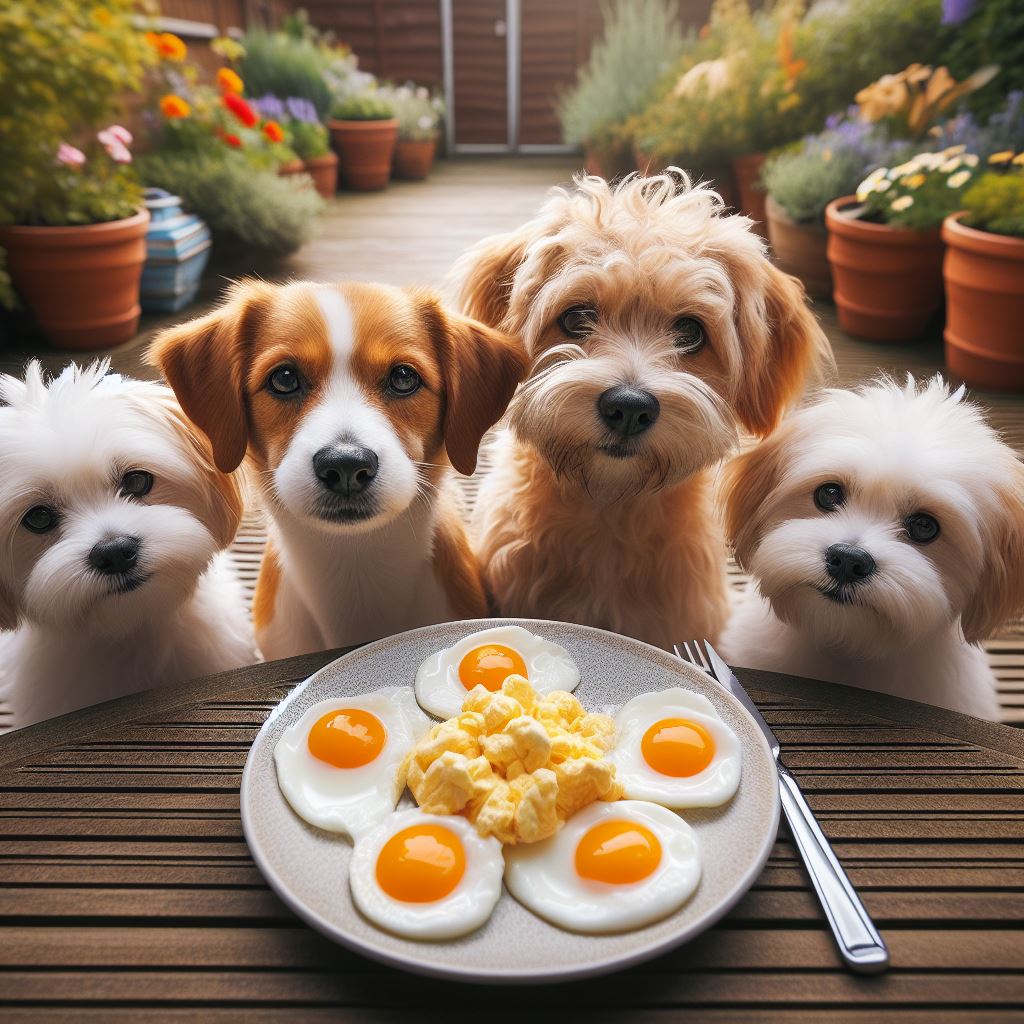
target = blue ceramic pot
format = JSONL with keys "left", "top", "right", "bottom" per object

{"left": 140, "top": 188, "right": 211, "bottom": 313}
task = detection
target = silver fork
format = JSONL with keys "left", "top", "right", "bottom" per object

{"left": 676, "top": 639, "right": 890, "bottom": 974}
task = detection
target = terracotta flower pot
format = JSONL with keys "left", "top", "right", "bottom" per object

{"left": 943, "top": 212, "right": 1024, "bottom": 392}
{"left": 393, "top": 139, "right": 437, "bottom": 181}
{"left": 732, "top": 152, "right": 768, "bottom": 234}
{"left": 825, "top": 196, "right": 944, "bottom": 342}
{"left": 329, "top": 118, "right": 398, "bottom": 191}
{"left": 277, "top": 158, "right": 306, "bottom": 179}
{"left": 765, "top": 195, "right": 832, "bottom": 300}
{"left": 0, "top": 209, "right": 150, "bottom": 350}
{"left": 303, "top": 152, "right": 339, "bottom": 198}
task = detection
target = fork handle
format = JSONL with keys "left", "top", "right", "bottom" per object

{"left": 778, "top": 762, "right": 890, "bottom": 973}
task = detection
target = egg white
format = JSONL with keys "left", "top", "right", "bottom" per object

{"left": 349, "top": 808, "right": 505, "bottom": 940}
{"left": 609, "top": 688, "right": 742, "bottom": 809}
{"left": 274, "top": 688, "right": 429, "bottom": 839}
{"left": 414, "top": 625, "right": 580, "bottom": 719}
{"left": 504, "top": 800, "right": 701, "bottom": 933}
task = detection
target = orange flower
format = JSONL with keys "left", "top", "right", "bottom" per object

{"left": 157, "top": 32, "right": 187, "bottom": 60}
{"left": 262, "top": 120, "right": 285, "bottom": 143}
{"left": 144, "top": 30, "right": 160, "bottom": 49}
{"left": 159, "top": 94, "right": 191, "bottom": 119}
{"left": 216, "top": 67, "right": 244, "bottom": 95}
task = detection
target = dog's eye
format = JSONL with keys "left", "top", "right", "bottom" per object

{"left": 22, "top": 505, "right": 58, "bottom": 534}
{"left": 672, "top": 316, "right": 707, "bottom": 354}
{"left": 557, "top": 305, "right": 598, "bottom": 339}
{"left": 121, "top": 471, "right": 154, "bottom": 498}
{"left": 905, "top": 513, "right": 939, "bottom": 544}
{"left": 387, "top": 364, "right": 422, "bottom": 397}
{"left": 267, "top": 366, "right": 301, "bottom": 396}
{"left": 814, "top": 482, "right": 845, "bottom": 512}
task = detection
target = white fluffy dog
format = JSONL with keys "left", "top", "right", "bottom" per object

{"left": 455, "top": 170, "right": 829, "bottom": 648}
{"left": 720, "top": 376, "right": 1024, "bottom": 720}
{"left": 0, "top": 361, "right": 255, "bottom": 729}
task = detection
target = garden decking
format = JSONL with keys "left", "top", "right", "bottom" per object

{"left": 1, "top": 156, "right": 1021, "bottom": 725}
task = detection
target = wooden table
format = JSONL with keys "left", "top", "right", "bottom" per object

{"left": 1, "top": 652, "right": 1022, "bottom": 1022}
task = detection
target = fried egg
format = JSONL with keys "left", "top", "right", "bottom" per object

{"left": 503, "top": 800, "right": 701, "bottom": 933}
{"left": 609, "top": 688, "right": 741, "bottom": 808}
{"left": 414, "top": 625, "right": 580, "bottom": 719}
{"left": 349, "top": 808, "right": 504, "bottom": 939}
{"left": 274, "top": 688, "right": 429, "bottom": 839}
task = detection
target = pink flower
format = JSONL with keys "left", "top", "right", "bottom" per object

{"left": 97, "top": 127, "right": 133, "bottom": 164}
{"left": 57, "top": 142, "right": 86, "bottom": 167}
{"left": 104, "top": 124, "right": 133, "bottom": 146}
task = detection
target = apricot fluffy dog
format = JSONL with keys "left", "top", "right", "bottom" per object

{"left": 454, "top": 171, "right": 830, "bottom": 648}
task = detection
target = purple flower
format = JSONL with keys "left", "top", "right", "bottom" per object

{"left": 285, "top": 97, "right": 320, "bottom": 123}
{"left": 251, "top": 94, "right": 287, "bottom": 121}
{"left": 942, "top": 0, "right": 976, "bottom": 24}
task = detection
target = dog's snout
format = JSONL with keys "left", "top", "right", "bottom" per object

{"left": 597, "top": 386, "right": 660, "bottom": 437}
{"left": 88, "top": 535, "right": 141, "bottom": 576}
{"left": 313, "top": 444, "right": 378, "bottom": 496}
{"left": 824, "top": 543, "right": 876, "bottom": 586}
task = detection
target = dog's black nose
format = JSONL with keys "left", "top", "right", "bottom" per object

{"left": 88, "top": 535, "right": 141, "bottom": 575}
{"left": 824, "top": 543, "right": 876, "bottom": 586}
{"left": 597, "top": 386, "right": 660, "bottom": 437}
{"left": 313, "top": 444, "right": 378, "bottom": 496}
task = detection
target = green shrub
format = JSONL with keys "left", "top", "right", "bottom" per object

{"left": 0, "top": 0, "right": 150, "bottom": 225}
{"left": 762, "top": 119, "right": 910, "bottom": 223}
{"left": 962, "top": 169, "right": 1024, "bottom": 237}
{"left": 557, "top": 0, "right": 690, "bottom": 147}
{"left": 288, "top": 119, "right": 330, "bottom": 160}
{"left": 944, "top": 0, "right": 1024, "bottom": 118}
{"left": 139, "top": 152, "right": 323, "bottom": 254}
{"left": 332, "top": 93, "right": 396, "bottom": 121}
{"left": 238, "top": 29, "right": 333, "bottom": 122}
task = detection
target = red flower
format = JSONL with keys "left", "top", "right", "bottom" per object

{"left": 223, "top": 92, "right": 257, "bottom": 128}
{"left": 262, "top": 120, "right": 285, "bottom": 143}
{"left": 224, "top": 133, "right": 243, "bottom": 148}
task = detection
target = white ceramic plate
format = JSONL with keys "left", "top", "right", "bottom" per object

{"left": 241, "top": 618, "right": 780, "bottom": 984}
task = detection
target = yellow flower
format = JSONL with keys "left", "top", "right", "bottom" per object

{"left": 903, "top": 173, "right": 926, "bottom": 189}
{"left": 159, "top": 94, "right": 191, "bottom": 119}
{"left": 947, "top": 170, "right": 971, "bottom": 188}
{"left": 1012, "top": 153, "right": 1024, "bottom": 166}
{"left": 940, "top": 144, "right": 967, "bottom": 158}
{"left": 988, "top": 150, "right": 1014, "bottom": 165}
{"left": 216, "top": 67, "right": 244, "bottom": 95}
{"left": 157, "top": 32, "right": 187, "bottom": 61}
{"left": 93, "top": 7, "right": 113, "bottom": 26}
{"left": 890, "top": 195, "right": 914, "bottom": 212}
{"left": 212, "top": 35, "right": 246, "bottom": 62}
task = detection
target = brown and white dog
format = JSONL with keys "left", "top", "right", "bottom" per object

{"left": 454, "top": 171, "right": 830, "bottom": 649}
{"left": 151, "top": 280, "right": 527, "bottom": 660}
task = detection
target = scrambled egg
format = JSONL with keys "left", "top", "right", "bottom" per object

{"left": 400, "top": 675, "right": 623, "bottom": 844}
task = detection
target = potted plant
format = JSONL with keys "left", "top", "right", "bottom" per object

{"left": 0, "top": 1, "right": 152, "bottom": 349}
{"left": 556, "top": 0, "right": 689, "bottom": 178}
{"left": 826, "top": 146, "right": 979, "bottom": 341}
{"left": 943, "top": 152, "right": 1024, "bottom": 390}
{"left": 284, "top": 99, "right": 338, "bottom": 198}
{"left": 330, "top": 92, "right": 398, "bottom": 191}
{"left": 390, "top": 84, "right": 446, "bottom": 180}
{"left": 761, "top": 113, "right": 909, "bottom": 299}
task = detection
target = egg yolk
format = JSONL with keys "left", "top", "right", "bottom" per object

{"left": 376, "top": 824, "right": 466, "bottom": 903}
{"left": 575, "top": 819, "right": 662, "bottom": 885}
{"left": 641, "top": 717, "right": 715, "bottom": 777}
{"left": 458, "top": 643, "right": 528, "bottom": 692}
{"left": 307, "top": 708, "right": 387, "bottom": 769}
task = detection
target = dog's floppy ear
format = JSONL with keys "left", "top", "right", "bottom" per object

{"left": 733, "top": 260, "right": 832, "bottom": 438}
{"left": 720, "top": 422, "right": 795, "bottom": 569}
{"left": 452, "top": 230, "right": 532, "bottom": 328}
{"left": 418, "top": 293, "right": 529, "bottom": 475}
{"left": 149, "top": 280, "right": 273, "bottom": 473}
{"left": 962, "top": 456, "right": 1024, "bottom": 643}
